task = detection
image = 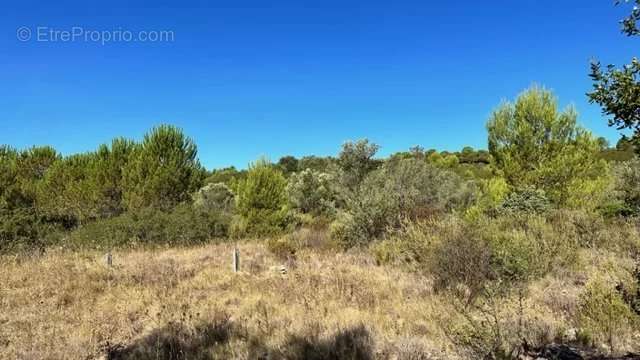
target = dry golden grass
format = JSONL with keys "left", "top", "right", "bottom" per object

{"left": 0, "top": 242, "right": 638, "bottom": 359}
{"left": 0, "top": 243, "right": 452, "bottom": 359}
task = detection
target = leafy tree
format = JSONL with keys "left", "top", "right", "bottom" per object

{"left": 338, "top": 139, "right": 380, "bottom": 191}
{"left": 277, "top": 155, "right": 299, "bottom": 175}
{"left": 123, "top": 125, "right": 204, "bottom": 211}
{"left": 233, "top": 158, "right": 288, "bottom": 236}
{"left": 588, "top": 1, "right": 640, "bottom": 151}
{"left": 589, "top": 59, "right": 640, "bottom": 150}
{"left": 619, "top": 0, "right": 640, "bottom": 36}
{"left": 487, "top": 86, "right": 609, "bottom": 207}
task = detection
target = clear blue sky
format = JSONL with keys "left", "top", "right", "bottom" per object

{"left": 1, "top": 0, "right": 638, "bottom": 169}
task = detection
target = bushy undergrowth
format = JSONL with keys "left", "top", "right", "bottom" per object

{"left": 66, "top": 204, "right": 230, "bottom": 250}
{"left": 331, "top": 158, "right": 476, "bottom": 248}
{"left": 372, "top": 211, "right": 640, "bottom": 357}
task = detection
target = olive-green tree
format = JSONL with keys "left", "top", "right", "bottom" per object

{"left": 338, "top": 139, "right": 380, "bottom": 192}
{"left": 487, "top": 86, "right": 609, "bottom": 207}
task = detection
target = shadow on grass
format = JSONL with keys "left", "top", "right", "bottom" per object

{"left": 105, "top": 318, "right": 374, "bottom": 360}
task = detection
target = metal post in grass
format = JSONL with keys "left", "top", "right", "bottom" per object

{"left": 232, "top": 246, "right": 239, "bottom": 273}
{"left": 105, "top": 251, "right": 113, "bottom": 267}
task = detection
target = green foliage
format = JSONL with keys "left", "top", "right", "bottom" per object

{"left": 297, "top": 156, "right": 335, "bottom": 173}
{"left": 376, "top": 213, "right": 584, "bottom": 303}
{"left": 0, "top": 145, "right": 62, "bottom": 251}
{"left": 67, "top": 204, "right": 230, "bottom": 250}
{"left": 611, "top": 157, "right": 640, "bottom": 215}
{"left": 331, "top": 158, "right": 475, "bottom": 248}
{"left": 487, "top": 86, "right": 610, "bottom": 208}
{"left": 465, "top": 177, "right": 509, "bottom": 219}
{"left": 286, "top": 168, "right": 336, "bottom": 216}
{"left": 337, "top": 139, "right": 380, "bottom": 191}
{"left": 205, "top": 166, "right": 246, "bottom": 186}
{"left": 277, "top": 155, "right": 299, "bottom": 175}
{"left": 233, "top": 158, "right": 288, "bottom": 237}
{"left": 578, "top": 276, "right": 638, "bottom": 352}
{"left": 123, "top": 125, "right": 203, "bottom": 211}
{"left": 427, "top": 151, "right": 459, "bottom": 169}
{"left": 588, "top": 1, "right": 639, "bottom": 152}
{"left": 499, "top": 186, "right": 551, "bottom": 215}
{"left": 0, "top": 206, "right": 62, "bottom": 253}
{"left": 618, "top": 0, "right": 640, "bottom": 36}
{"left": 589, "top": 59, "right": 640, "bottom": 151}
{"left": 37, "top": 153, "right": 98, "bottom": 225}
{"left": 193, "top": 183, "right": 235, "bottom": 213}
{"left": 92, "top": 138, "right": 136, "bottom": 217}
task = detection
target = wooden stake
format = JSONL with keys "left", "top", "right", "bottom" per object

{"left": 232, "top": 247, "right": 239, "bottom": 273}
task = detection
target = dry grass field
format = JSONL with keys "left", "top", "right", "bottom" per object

{"left": 1, "top": 240, "right": 638, "bottom": 359}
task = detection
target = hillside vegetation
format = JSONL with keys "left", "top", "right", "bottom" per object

{"left": 1, "top": 86, "right": 640, "bottom": 359}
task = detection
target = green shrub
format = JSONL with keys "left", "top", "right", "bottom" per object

{"left": 578, "top": 276, "right": 639, "bottom": 352}
{"left": 465, "top": 177, "right": 509, "bottom": 219}
{"left": 610, "top": 158, "right": 640, "bottom": 215}
{"left": 193, "top": 182, "right": 235, "bottom": 213}
{"left": 67, "top": 204, "right": 230, "bottom": 250}
{"left": 375, "top": 214, "right": 581, "bottom": 300}
{"left": 499, "top": 186, "right": 551, "bottom": 215}
{"left": 233, "top": 158, "right": 289, "bottom": 238}
{"left": 0, "top": 207, "right": 63, "bottom": 253}
{"left": 286, "top": 168, "right": 336, "bottom": 216}
{"left": 547, "top": 210, "right": 640, "bottom": 256}
{"left": 332, "top": 158, "right": 476, "bottom": 248}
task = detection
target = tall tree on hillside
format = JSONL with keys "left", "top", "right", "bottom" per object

{"left": 488, "top": 86, "right": 609, "bottom": 207}
{"left": 588, "top": 0, "right": 640, "bottom": 152}
{"left": 123, "top": 125, "right": 204, "bottom": 211}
